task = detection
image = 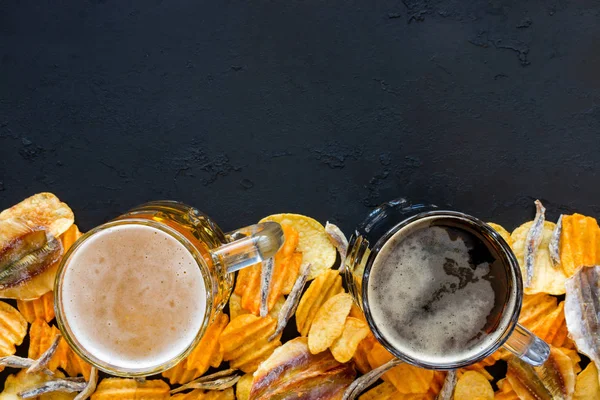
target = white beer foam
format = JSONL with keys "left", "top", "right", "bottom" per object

{"left": 62, "top": 224, "right": 206, "bottom": 370}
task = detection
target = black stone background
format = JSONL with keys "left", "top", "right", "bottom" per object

{"left": 1, "top": 0, "right": 599, "bottom": 393}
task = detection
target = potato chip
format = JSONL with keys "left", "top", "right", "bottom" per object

{"left": 353, "top": 334, "right": 375, "bottom": 374}
{"left": 219, "top": 314, "right": 282, "bottom": 373}
{"left": 163, "top": 313, "right": 229, "bottom": 384}
{"left": 0, "top": 224, "right": 82, "bottom": 300}
{"left": 330, "top": 317, "right": 370, "bottom": 363}
{"left": 454, "top": 370, "right": 494, "bottom": 400}
{"left": 281, "top": 252, "right": 302, "bottom": 295}
{"left": 367, "top": 341, "right": 433, "bottom": 393}
{"left": 487, "top": 222, "right": 514, "bottom": 247}
{"left": 0, "top": 369, "right": 76, "bottom": 400}
{"left": 359, "top": 382, "right": 399, "bottom": 400}
{"left": 91, "top": 378, "right": 169, "bottom": 400}
{"left": 235, "top": 374, "right": 253, "bottom": 400}
{"left": 0, "top": 193, "right": 74, "bottom": 238}
{"left": 171, "top": 388, "right": 235, "bottom": 400}
{"left": 17, "top": 290, "right": 55, "bottom": 323}
{"left": 234, "top": 225, "right": 300, "bottom": 316}
{"left": 296, "top": 269, "right": 343, "bottom": 336}
{"left": 517, "top": 293, "right": 575, "bottom": 350}
{"left": 228, "top": 293, "right": 284, "bottom": 322}
{"left": 560, "top": 214, "right": 600, "bottom": 277}
{"left": 0, "top": 301, "right": 27, "bottom": 372}
{"left": 494, "top": 378, "right": 519, "bottom": 400}
{"left": 512, "top": 220, "right": 568, "bottom": 294}
{"left": 308, "top": 293, "right": 353, "bottom": 354}
{"left": 573, "top": 362, "right": 600, "bottom": 400}
{"left": 459, "top": 364, "right": 493, "bottom": 381}
{"left": 260, "top": 214, "right": 336, "bottom": 280}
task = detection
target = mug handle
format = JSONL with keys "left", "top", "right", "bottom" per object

{"left": 502, "top": 323, "right": 550, "bottom": 366}
{"left": 212, "top": 222, "right": 285, "bottom": 273}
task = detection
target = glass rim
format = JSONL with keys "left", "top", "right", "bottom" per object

{"left": 360, "top": 210, "right": 523, "bottom": 370}
{"left": 54, "top": 218, "right": 215, "bottom": 377}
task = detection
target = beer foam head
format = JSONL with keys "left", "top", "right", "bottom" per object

{"left": 61, "top": 223, "right": 207, "bottom": 371}
{"left": 367, "top": 217, "right": 515, "bottom": 366}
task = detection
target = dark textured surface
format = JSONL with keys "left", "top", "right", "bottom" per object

{"left": 1, "top": 0, "right": 599, "bottom": 389}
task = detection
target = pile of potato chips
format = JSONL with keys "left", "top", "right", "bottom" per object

{"left": 1, "top": 194, "right": 599, "bottom": 400}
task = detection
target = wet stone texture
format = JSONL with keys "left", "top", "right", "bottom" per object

{"left": 0, "top": 0, "right": 600, "bottom": 385}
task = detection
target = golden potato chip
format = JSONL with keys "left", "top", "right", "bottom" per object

{"left": 0, "top": 301, "right": 27, "bottom": 372}
{"left": 219, "top": 314, "right": 282, "bottom": 373}
{"left": 487, "top": 222, "right": 514, "bottom": 247}
{"left": 459, "top": 364, "right": 493, "bottom": 381}
{"left": 559, "top": 346, "right": 582, "bottom": 373}
{"left": 260, "top": 213, "right": 336, "bottom": 280}
{"left": 234, "top": 225, "right": 299, "bottom": 315}
{"left": 367, "top": 341, "right": 433, "bottom": 393}
{"left": 359, "top": 381, "right": 398, "bottom": 400}
{"left": 163, "top": 313, "right": 229, "bottom": 384}
{"left": 353, "top": 334, "right": 375, "bottom": 374}
{"left": 573, "top": 362, "right": 600, "bottom": 400}
{"left": 330, "top": 317, "right": 370, "bottom": 363}
{"left": 0, "top": 224, "right": 82, "bottom": 300}
{"left": 512, "top": 220, "right": 568, "bottom": 294}
{"left": 281, "top": 252, "right": 302, "bottom": 295}
{"left": 0, "top": 193, "right": 74, "bottom": 238}
{"left": 17, "top": 290, "right": 55, "bottom": 323}
{"left": 171, "top": 388, "right": 235, "bottom": 400}
{"left": 308, "top": 293, "right": 353, "bottom": 354}
{"left": 426, "top": 370, "right": 446, "bottom": 397}
{"left": 494, "top": 378, "right": 519, "bottom": 400}
{"left": 454, "top": 370, "right": 494, "bottom": 400}
{"left": 0, "top": 370, "right": 76, "bottom": 400}
{"left": 235, "top": 374, "right": 253, "bottom": 400}
{"left": 296, "top": 269, "right": 343, "bottom": 336}
{"left": 560, "top": 214, "right": 600, "bottom": 277}
{"left": 91, "top": 378, "right": 169, "bottom": 400}
{"left": 228, "top": 293, "right": 284, "bottom": 322}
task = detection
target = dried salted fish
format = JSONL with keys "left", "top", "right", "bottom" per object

{"left": 524, "top": 200, "right": 546, "bottom": 287}
{"left": 549, "top": 215, "right": 563, "bottom": 268}
{"left": 565, "top": 265, "right": 600, "bottom": 373}
{"left": 342, "top": 357, "right": 403, "bottom": 400}
{"left": 0, "top": 356, "right": 54, "bottom": 376}
{"left": 507, "top": 357, "right": 552, "bottom": 400}
{"left": 436, "top": 370, "right": 457, "bottom": 400}
{"left": 18, "top": 378, "right": 87, "bottom": 398}
{"left": 27, "top": 333, "right": 61, "bottom": 374}
{"left": 170, "top": 369, "right": 241, "bottom": 394}
{"left": 325, "top": 222, "right": 349, "bottom": 272}
{"left": 260, "top": 258, "right": 274, "bottom": 317}
{"left": 73, "top": 367, "right": 98, "bottom": 400}
{"left": 269, "top": 262, "right": 311, "bottom": 342}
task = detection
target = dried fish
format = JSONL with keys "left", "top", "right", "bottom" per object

{"left": 74, "top": 367, "right": 98, "bottom": 400}
{"left": 18, "top": 378, "right": 87, "bottom": 398}
{"left": 0, "top": 356, "right": 54, "bottom": 376}
{"left": 269, "top": 262, "right": 311, "bottom": 342}
{"left": 170, "top": 369, "right": 242, "bottom": 394}
{"left": 325, "top": 222, "right": 349, "bottom": 272}
{"left": 342, "top": 357, "right": 403, "bottom": 400}
{"left": 507, "top": 356, "right": 552, "bottom": 400}
{"left": 565, "top": 266, "right": 600, "bottom": 372}
{"left": 524, "top": 200, "right": 546, "bottom": 287}
{"left": 549, "top": 215, "right": 563, "bottom": 268}
{"left": 27, "top": 333, "right": 61, "bottom": 374}
{"left": 436, "top": 370, "right": 457, "bottom": 400}
{"left": 260, "top": 258, "right": 274, "bottom": 317}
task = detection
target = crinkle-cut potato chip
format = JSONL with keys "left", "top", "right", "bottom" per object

{"left": 0, "top": 193, "right": 74, "bottom": 238}
{"left": 296, "top": 269, "right": 343, "bottom": 337}
{"left": 0, "top": 301, "right": 27, "bottom": 372}
{"left": 330, "top": 317, "right": 370, "bottom": 363}
{"left": 17, "top": 290, "right": 55, "bottom": 323}
{"left": 517, "top": 293, "right": 575, "bottom": 349}
{"left": 487, "top": 222, "right": 514, "bottom": 248}
{"left": 259, "top": 214, "right": 336, "bottom": 280}
{"left": 28, "top": 318, "right": 92, "bottom": 379}
{"left": 228, "top": 292, "right": 285, "bottom": 322}
{"left": 573, "top": 362, "right": 600, "bottom": 400}
{"left": 366, "top": 341, "right": 433, "bottom": 394}
{"left": 235, "top": 374, "right": 253, "bottom": 400}
{"left": 219, "top": 314, "right": 282, "bottom": 373}
{"left": 560, "top": 213, "right": 600, "bottom": 277}
{"left": 0, "top": 224, "right": 82, "bottom": 300}
{"left": 512, "top": 220, "right": 568, "bottom": 294}
{"left": 91, "top": 378, "right": 169, "bottom": 400}
{"left": 249, "top": 337, "right": 355, "bottom": 400}
{"left": 0, "top": 369, "right": 76, "bottom": 400}
{"left": 308, "top": 293, "right": 353, "bottom": 354}
{"left": 454, "top": 370, "right": 494, "bottom": 400}
{"left": 234, "top": 225, "right": 300, "bottom": 316}
{"left": 352, "top": 333, "right": 375, "bottom": 374}
{"left": 163, "top": 313, "right": 229, "bottom": 384}
{"left": 171, "top": 388, "right": 235, "bottom": 400}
